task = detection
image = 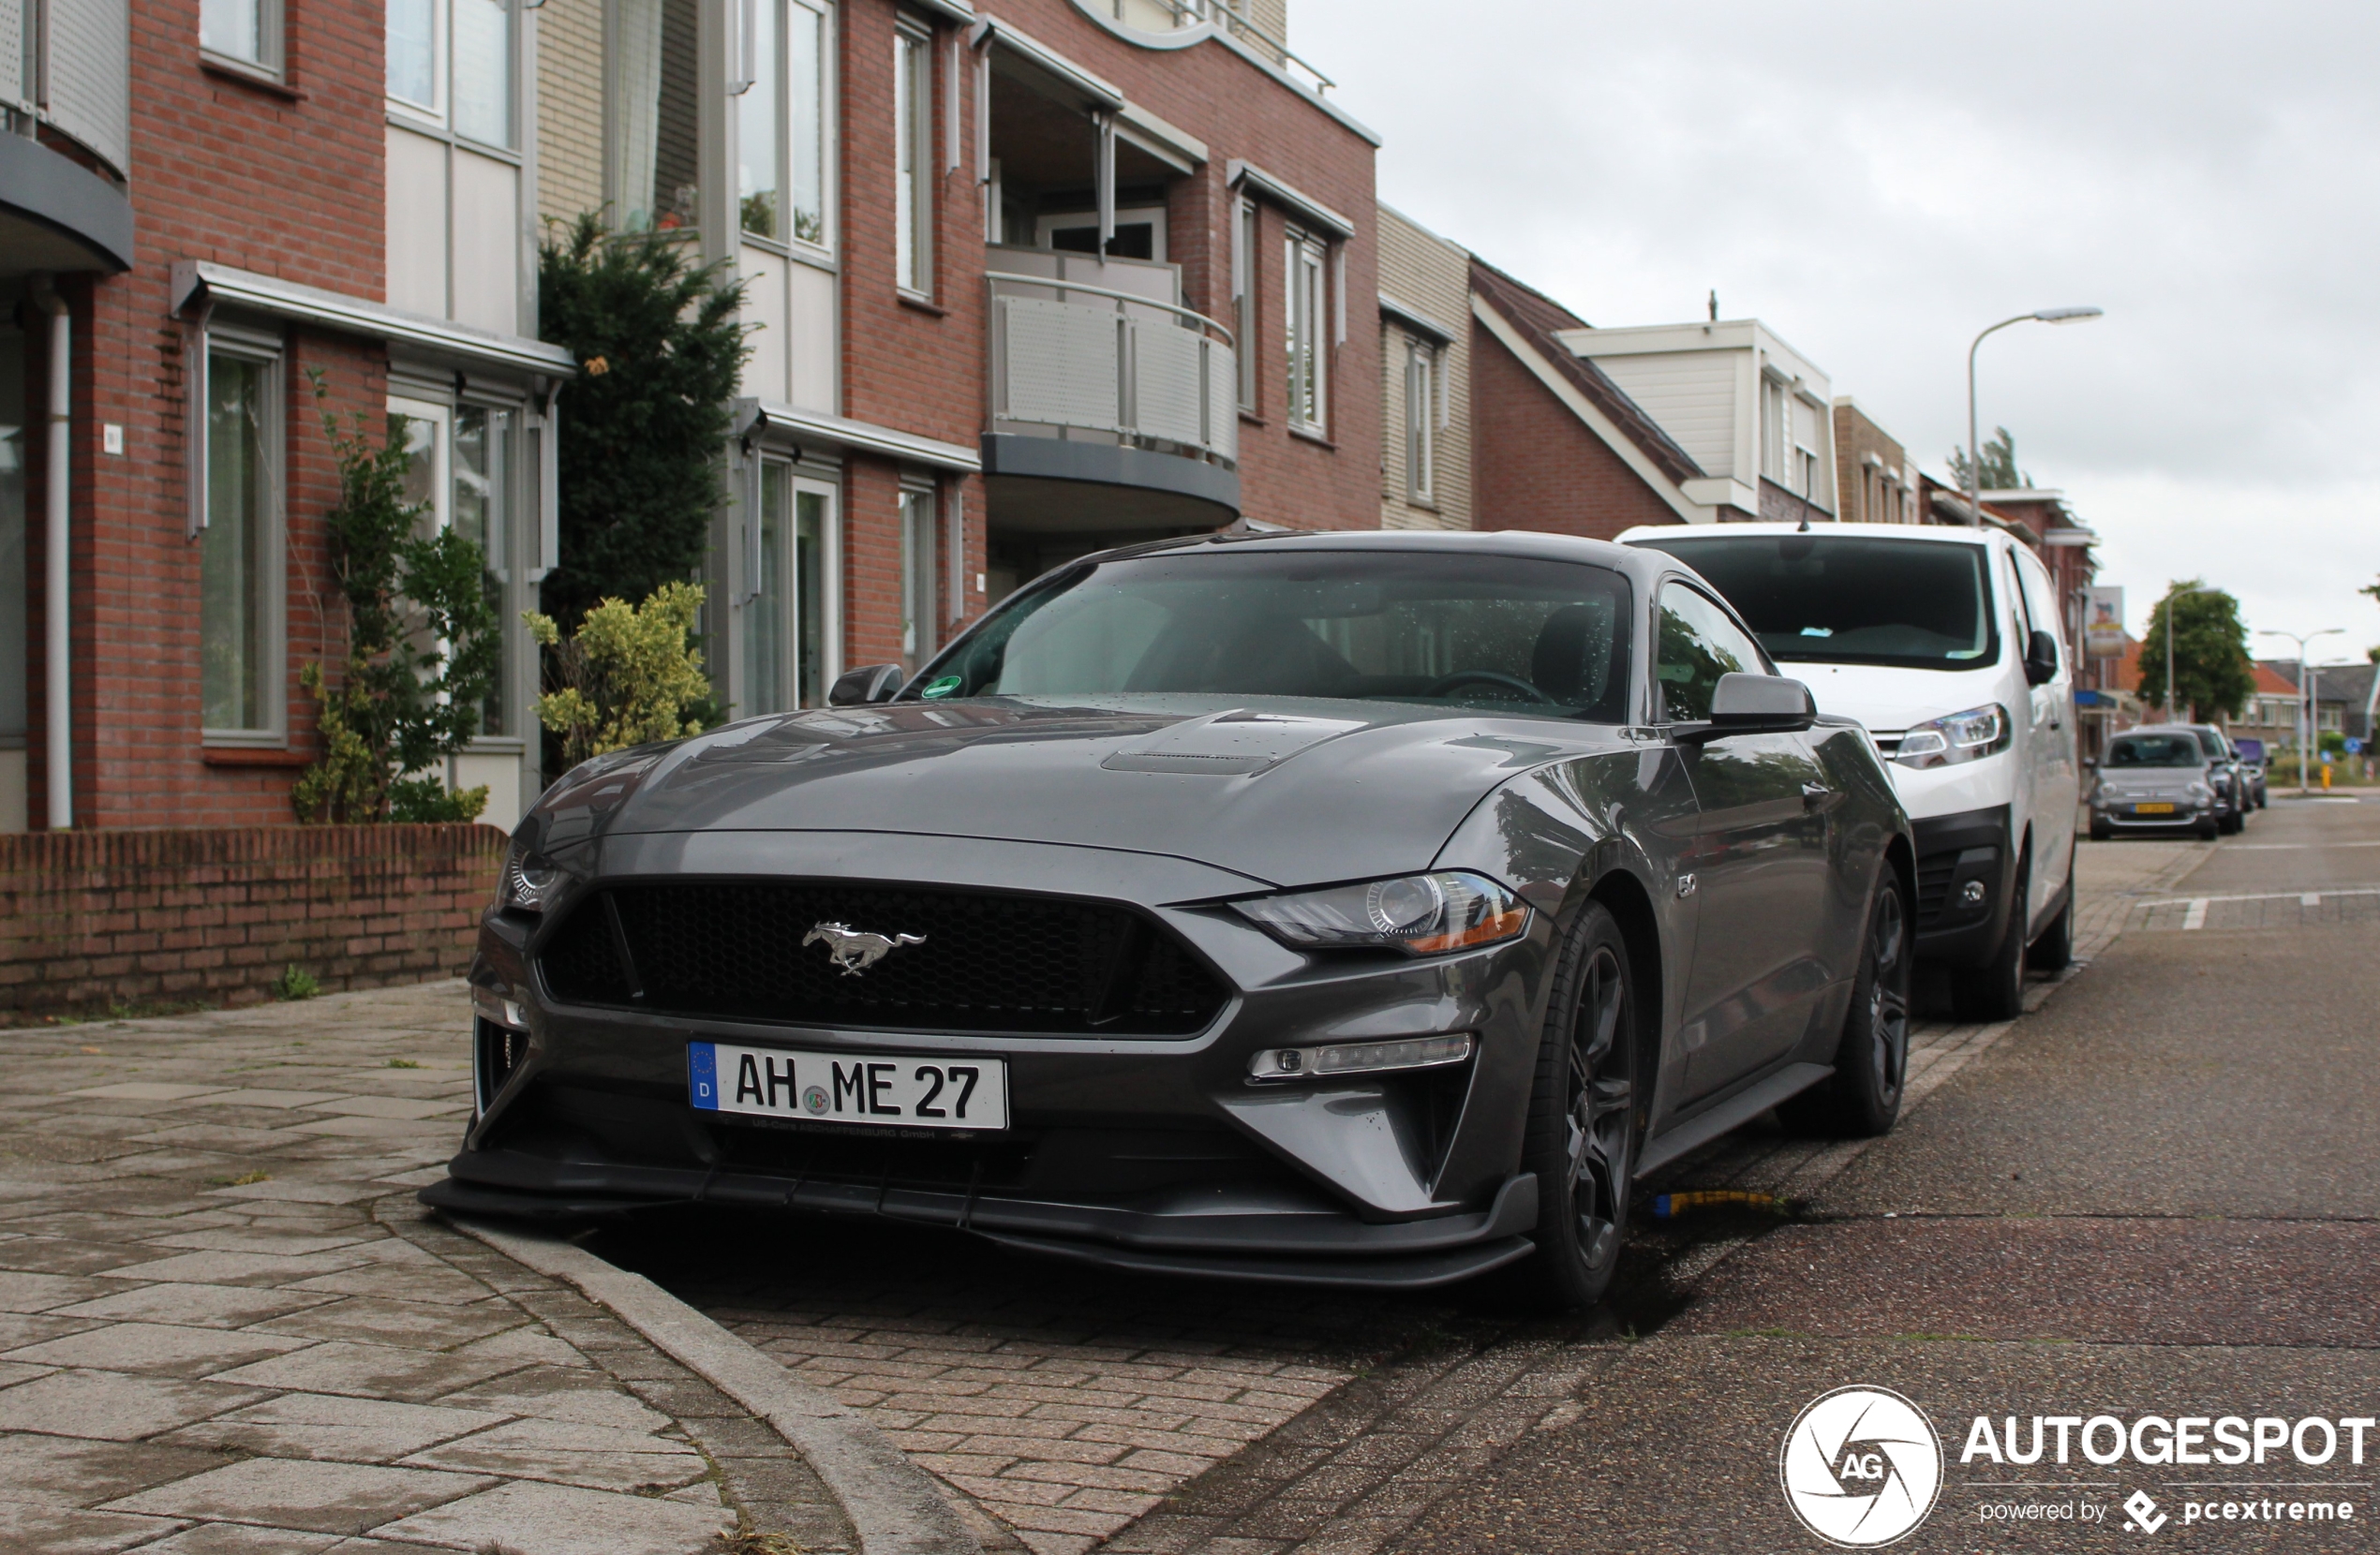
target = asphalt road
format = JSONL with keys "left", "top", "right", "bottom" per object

{"left": 1392, "top": 796, "right": 2380, "bottom": 1553}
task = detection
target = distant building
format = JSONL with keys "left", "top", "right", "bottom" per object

{"left": 1376, "top": 207, "right": 1470, "bottom": 530}
{"left": 1831, "top": 399, "right": 1919, "bottom": 525}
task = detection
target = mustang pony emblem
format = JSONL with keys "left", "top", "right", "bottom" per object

{"left": 802, "top": 922, "right": 927, "bottom": 976}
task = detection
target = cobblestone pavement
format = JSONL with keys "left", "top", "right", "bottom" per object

{"left": 0, "top": 983, "right": 851, "bottom": 1554}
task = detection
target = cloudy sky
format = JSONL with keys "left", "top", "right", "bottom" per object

{"left": 1296, "top": 0, "right": 2380, "bottom": 662}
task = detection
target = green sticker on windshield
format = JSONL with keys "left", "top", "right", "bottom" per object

{"left": 920, "top": 675, "right": 961, "bottom": 700}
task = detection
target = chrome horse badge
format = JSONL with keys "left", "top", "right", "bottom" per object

{"left": 803, "top": 922, "right": 927, "bottom": 976}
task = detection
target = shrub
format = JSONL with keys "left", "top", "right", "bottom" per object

{"left": 525, "top": 581, "right": 716, "bottom": 768}
{"left": 271, "top": 965, "right": 320, "bottom": 1001}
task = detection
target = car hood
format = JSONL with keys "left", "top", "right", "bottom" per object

{"left": 1778, "top": 660, "right": 2015, "bottom": 732}
{"left": 530, "top": 696, "right": 1622, "bottom": 890}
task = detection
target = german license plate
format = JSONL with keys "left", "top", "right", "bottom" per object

{"left": 689, "top": 1042, "right": 1009, "bottom": 1131}
{"left": 2133, "top": 802, "right": 2176, "bottom": 815}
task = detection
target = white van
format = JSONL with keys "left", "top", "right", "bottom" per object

{"left": 1620, "top": 522, "right": 2078, "bottom": 1021}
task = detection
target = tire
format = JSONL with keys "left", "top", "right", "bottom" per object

{"left": 2089, "top": 819, "right": 2112, "bottom": 841}
{"left": 2029, "top": 887, "right": 2074, "bottom": 973}
{"left": 2219, "top": 809, "right": 2244, "bottom": 837}
{"left": 1780, "top": 872, "right": 1911, "bottom": 1138}
{"left": 1950, "top": 848, "right": 2030, "bottom": 1023}
{"left": 1508, "top": 900, "right": 1641, "bottom": 1312}
{"left": 2195, "top": 816, "right": 2220, "bottom": 840}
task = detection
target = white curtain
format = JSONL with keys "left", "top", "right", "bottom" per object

{"left": 610, "top": 0, "right": 665, "bottom": 229}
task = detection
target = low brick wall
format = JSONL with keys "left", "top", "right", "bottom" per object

{"left": 0, "top": 825, "right": 508, "bottom": 1017}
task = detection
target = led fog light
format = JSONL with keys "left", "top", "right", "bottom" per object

{"left": 1248, "top": 1032, "right": 1474, "bottom": 1081}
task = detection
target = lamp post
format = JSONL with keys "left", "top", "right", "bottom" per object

{"left": 2258, "top": 628, "right": 2344, "bottom": 793}
{"left": 1965, "top": 307, "right": 2103, "bottom": 526}
{"left": 2159, "top": 585, "right": 2215, "bottom": 723}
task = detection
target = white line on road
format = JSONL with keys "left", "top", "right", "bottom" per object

{"left": 2303, "top": 893, "right": 2322, "bottom": 907}
{"left": 2182, "top": 898, "right": 2209, "bottom": 930}
{"left": 2224, "top": 840, "right": 2380, "bottom": 851}
{"left": 2142, "top": 886, "right": 2380, "bottom": 910}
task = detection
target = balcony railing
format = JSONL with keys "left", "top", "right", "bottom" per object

{"left": 988, "top": 269, "right": 1238, "bottom": 470}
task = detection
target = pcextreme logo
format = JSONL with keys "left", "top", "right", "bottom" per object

{"left": 1780, "top": 1385, "right": 1945, "bottom": 1548}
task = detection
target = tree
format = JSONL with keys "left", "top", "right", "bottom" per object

{"left": 537, "top": 214, "right": 749, "bottom": 632}
{"left": 1946, "top": 425, "right": 2033, "bottom": 493}
{"left": 291, "top": 379, "right": 498, "bottom": 822}
{"left": 524, "top": 582, "right": 714, "bottom": 769}
{"left": 2134, "top": 580, "right": 2254, "bottom": 722}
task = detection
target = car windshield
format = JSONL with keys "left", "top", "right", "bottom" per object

{"left": 1629, "top": 534, "right": 1997, "bottom": 671}
{"left": 2107, "top": 734, "right": 2205, "bottom": 769}
{"left": 915, "top": 549, "right": 1636, "bottom": 722}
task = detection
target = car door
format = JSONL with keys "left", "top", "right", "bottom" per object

{"left": 2011, "top": 548, "right": 2079, "bottom": 917}
{"left": 1657, "top": 581, "right": 1834, "bottom": 1101}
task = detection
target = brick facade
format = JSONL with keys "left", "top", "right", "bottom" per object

{"left": 0, "top": 824, "right": 505, "bottom": 1017}
{"left": 1469, "top": 323, "right": 1686, "bottom": 541}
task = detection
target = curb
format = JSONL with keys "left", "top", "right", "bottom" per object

{"left": 451, "top": 1216, "right": 981, "bottom": 1555}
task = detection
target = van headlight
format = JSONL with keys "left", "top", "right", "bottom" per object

{"left": 1895, "top": 704, "right": 2013, "bottom": 769}
{"left": 1233, "top": 871, "right": 1529, "bottom": 955}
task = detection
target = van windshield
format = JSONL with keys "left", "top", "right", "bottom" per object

{"left": 1629, "top": 535, "right": 1998, "bottom": 672}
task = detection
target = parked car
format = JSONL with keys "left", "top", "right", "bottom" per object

{"left": 2180, "top": 723, "right": 2251, "bottom": 833}
{"left": 1619, "top": 522, "right": 2077, "bottom": 1022}
{"left": 432, "top": 531, "right": 1915, "bottom": 1310}
{"left": 2231, "top": 736, "right": 2270, "bottom": 808}
{"left": 2089, "top": 729, "right": 2224, "bottom": 839}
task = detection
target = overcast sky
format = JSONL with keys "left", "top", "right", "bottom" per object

{"left": 1296, "top": 0, "right": 2380, "bottom": 662}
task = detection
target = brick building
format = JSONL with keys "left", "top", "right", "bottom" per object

{"left": 2, "top": 0, "right": 1382, "bottom": 834}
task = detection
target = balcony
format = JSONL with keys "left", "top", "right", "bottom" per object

{"left": 981, "top": 249, "right": 1241, "bottom": 576}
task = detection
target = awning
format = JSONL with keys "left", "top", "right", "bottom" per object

{"left": 740, "top": 399, "right": 980, "bottom": 474}
{"left": 170, "top": 260, "right": 577, "bottom": 378}
{"left": 974, "top": 17, "right": 1122, "bottom": 111}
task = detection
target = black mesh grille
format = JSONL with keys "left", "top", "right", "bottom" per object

{"left": 1914, "top": 855, "right": 1957, "bottom": 928}
{"left": 537, "top": 882, "right": 1228, "bottom": 1036}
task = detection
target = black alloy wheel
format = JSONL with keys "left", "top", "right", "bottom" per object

{"left": 1950, "top": 846, "right": 2030, "bottom": 1023}
{"left": 1782, "top": 873, "right": 1911, "bottom": 1137}
{"left": 1510, "top": 900, "right": 1639, "bottom": 1312}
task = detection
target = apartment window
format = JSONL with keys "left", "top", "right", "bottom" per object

{"left": 900, "top": 483, "right": 936, "bottom": 673}
{"left": 614, "top": 0, "right": 701, "bottom": 230}
{"left": 1233, "top": 198, "right": 1256, "bottom": 411}
{"left": 201, "top": 346, "right": 285, "bottom": 738}
{"left": 201, "top": 0, "right": 283, "bottom": 73}
{"left": 394, "top": 396, "right": 513, "bottom": 735}
{"left": 1405, "top": 337, "right": 1438, "bottom": 504}
{"left": 739, "top": 0, "right": 829, "bottom": 245}
{"left": 743, "top": 464, "right": 836, "bottom": 711}
{"left": 894, "top": 22, "right": 932, "bottom": 294}
{"left": 1284, "top": 227, "right": 1327, "bottom": 434}
{"left": 388, "top": 0, "right": 513, "bottom": 146}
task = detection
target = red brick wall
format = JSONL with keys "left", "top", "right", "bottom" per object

{"left": 0, "top": 825, "right": 505, "bottom": 1017}
{"left": 22, "top": 0, "right": 390, "bottom": 830}
{"left": 1470, "top": 325, "right": 1684, "bottom": 541}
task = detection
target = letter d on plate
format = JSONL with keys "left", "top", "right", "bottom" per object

{"left": 689, "top": 1042, "right": 720, "bottom": 1109}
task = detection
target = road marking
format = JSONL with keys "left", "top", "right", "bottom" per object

{"left": 2303, "top": 893, "right": 2322, "bottom": 907}
{"left": 2141, "top": 886, "right": 2380, "bottom": 909}
{"left": 2182, "top": 898, "right": 2209, "bottom": 930}
{"left": 2224, "top": 840, "right": 2380, "bottom": 852}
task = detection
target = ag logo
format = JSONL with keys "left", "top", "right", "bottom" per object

{"left": 1779, "top": 1385, "right": 1942, "bottom": 1547}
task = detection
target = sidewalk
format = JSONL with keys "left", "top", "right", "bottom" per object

{"left": 0, "top": 983, "right": 855, "bottom": 1554}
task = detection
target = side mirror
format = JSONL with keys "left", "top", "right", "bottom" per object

{"left": 2024, "top": 629, "right": 2060, "bottom": 687}
{"left": 828, "top": 663, "right": 906, "bottom": 706}
{"left": 1677, "top": 673, "right": 1817, "bottom": 742}
{"left": 2083, "top": 758, "right": 2098, "bottom": 772}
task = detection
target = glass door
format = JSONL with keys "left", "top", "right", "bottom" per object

{"left": 746, "top": 462, "right": 839, "bottom": 712}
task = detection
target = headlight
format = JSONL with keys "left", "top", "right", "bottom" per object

{"left": 1895, "top": 704, "right": 2013, "bottom": 769}
{"left": 498, "top": 844, "right": 561, "bottom": 913}
{"left": 1232, "top": 871, "right": 1529, "bottom": 955}
{"left": 2185, "top": 781, "right": 2211, "bottom": 802}
{"left": 1248, "top": 1033, "right": 1474, "bottom": 1081}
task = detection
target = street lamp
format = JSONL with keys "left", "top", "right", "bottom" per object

{"left": 2158, "top": 584, "right": 2216, "bottom": 723}
{"left": 2258, "top": 628, "right": 2345, "bottom": 794}
{"left": 1965, "top": 307, "right": 2103, "bottom": 527}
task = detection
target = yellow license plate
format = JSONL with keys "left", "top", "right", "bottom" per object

{"left": 2134, "top": 802, "right": 2176, "bottom": 814}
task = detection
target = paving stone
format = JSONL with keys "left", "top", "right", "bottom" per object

{"left": 399, "top": 1415, "right": 708, "bottom": 1491}
{"left": 367, "top": 1476, "right": 734, "bottom": 1555}
{"left": 160, "top": 1391, "right": 509, "bottom": 1463}
{"left": 101, "top": 1456, "right": 493, "bottom": 1535}
{"left": 133, "top": 1524, "right": 347, "bottom": 1553}
{"left": 0, "top": 1268, "right": 120, "bottom": 1312}
{"left": 66, "top": 1085, "right": 232, "bottom": 1103}
{"left": 99, "top": 1250, "right": 377, "bottom": 1287}
{"left": 284, "top": 1263, "right": 493, "bottom": 1305}
{"left": 0, "top": 1498, "right": 187, "bottom": 1552}
{"left": 250, "top": 1295, "right": 526, "bottom": 1350}
{"left": 0, "top": 1430, "right": 232, "bottom": 1508}
{"left": 0, "top": 1369, "right": 265, "bottom": 1440}
{"left": 0, "top": 1236, "right": 170, "bottom": 1276}
{"left": 51, "top": 1282, "right": 338, "bottom": 1330}
{"left": 3, "top": 1320, "right": 316, "bottom": 1377}
{"left": 180, "top": 1092, "right": 350, "bottom": 1112}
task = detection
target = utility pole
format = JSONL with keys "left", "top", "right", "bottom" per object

{"left": 2259, "top": 628, "right": 2345, "bottom": 793}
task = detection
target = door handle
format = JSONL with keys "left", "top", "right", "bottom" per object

{"left": 1802, "top": 782, "right": 1834, "bottom": 810}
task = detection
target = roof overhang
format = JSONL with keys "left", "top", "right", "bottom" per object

{"left": 170, "top": 260, "right": 575, "bottom": 378}
{"left": 974, "top": 17, "right": 1123, "bottom": 111}
{"left": 0, "top": 133, "right": 135, "bottom": 276}
{"left": 741, "top": 399, "right": 981, "bottom": 473}
{"left": 1377, "top": 291, "right": 1455, "bottom": 346}
{"left": 1226, "top": 159, "right": 1353, "bottom": 241}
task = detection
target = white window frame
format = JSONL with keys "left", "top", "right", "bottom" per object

{"left": 387, "top": 0, "right": 450, "bottom": 124}
{"left": 739, "top": 0, "right": 837, "bottom": 259}
{"left": 894, "top": 20, "right": 934, "bottom": 298}
{"left": 389, "top": 0, "right": 520, "bottom": 153}
{"left": 1405, "top": 334, "right": 1438, "bottom": 505}
{"left": 899, "top": 479, "right": 937, "bottom": 671}
{"left": 1233, "top": 196, "right": 1257, "bottom": 411}
{"left": 1284, "top": 226, "right": 1328, "bottom": 436}
{"left": 198, "top": 327, "right": 289, "bottom": 746}
{"left": 201, "top": 0, "right": 286, "bottom": 78}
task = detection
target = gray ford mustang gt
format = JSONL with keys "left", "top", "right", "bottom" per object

{"left": 429, "top": 529, "right": 1915, "bottom": 1309}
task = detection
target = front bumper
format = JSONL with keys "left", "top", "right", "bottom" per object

{"left": 1909, "top": 805, "right": 2015, "bottom": 967}
{"left": 429, "top": 829, "right": 1558, "bottom": 1290}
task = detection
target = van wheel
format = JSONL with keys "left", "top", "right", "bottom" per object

{"left": 1781, "top": 872, "right": 1910, "bottom": 1138}
{"left": 1950, "top": 849, "right": 2029, "bottom": 1023}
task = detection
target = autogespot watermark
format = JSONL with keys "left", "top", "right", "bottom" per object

{"left": 1782, "top": 1393, "right": 2374, "bottom": 1544}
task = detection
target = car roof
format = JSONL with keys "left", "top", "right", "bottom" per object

{"left": 1614, "top": 521, "right": 2001, "bottom": 548}
{"left": 1095, "top": 526, "right": 1663, "bottom": 578}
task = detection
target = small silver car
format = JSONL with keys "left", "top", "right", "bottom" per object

{"left": 2089, "top": 729, "right": 2222, "bottom": 840}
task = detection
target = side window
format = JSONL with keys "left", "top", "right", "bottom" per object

{"left": 1656, "top": 583, "right": 1762, "bottom": 723}
{"left": 2003, "top": 551, "right": 2032, "bottom": 641}
{"left": 2015, "top": 551, "right": 2061, "bottom": 673}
